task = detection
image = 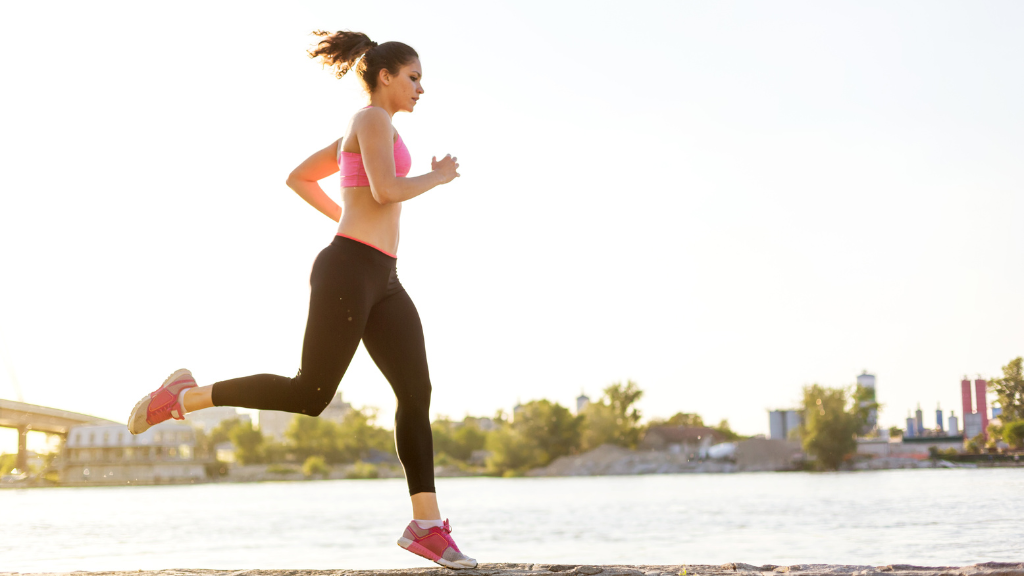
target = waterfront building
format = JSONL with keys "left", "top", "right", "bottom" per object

{"left": 963, "top": 412, "right": 983, "bottom": 440}
{"left": 960, "top": 377, "right": 990, "bottom": 442}
{"left": 856, "top": 372, "right": 878, "bottom": 433}
{"left": 936, "top": 405, "right": 944, "bottom": 433}
{"left": 948, "top": 411, "right": 959, "bottom": 436}
{"left": 61, "top": 422, "right": 207, "bottom": 485}
{"left": 905, "top": 412, "right": 916, "bottom": 438}
{"left": 769, "top": 410, "right": 801, "bottom": 441}
{"left": 915, "top": 404, "right": 924, "bottom": 436}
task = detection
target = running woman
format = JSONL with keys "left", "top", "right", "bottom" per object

{"left": 127, "top": 30, "right": 477, "bottom": 569}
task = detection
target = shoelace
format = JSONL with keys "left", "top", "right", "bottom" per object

{"left": 442, "top": 519, "right": 452, "bottom": 533}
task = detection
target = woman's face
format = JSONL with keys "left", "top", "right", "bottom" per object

{"left": 384, "top": 58, "right": 423, "bottom": 113}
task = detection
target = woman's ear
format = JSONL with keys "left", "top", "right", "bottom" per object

{"left": 379, "top": 68, "right": 391, "bottom": 87}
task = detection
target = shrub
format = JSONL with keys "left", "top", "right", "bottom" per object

{"left": 346, "top": 461, "right": 379, "bottom": 479}
{"left": 302, "top": 455, "right": 330, "bottom": 479}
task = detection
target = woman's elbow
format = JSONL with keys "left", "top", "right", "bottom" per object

{"left": 370, "top": 185, "right": 394, "bottom": 205}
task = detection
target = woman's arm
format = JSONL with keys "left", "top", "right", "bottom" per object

{"left": 286, "top": 140, "right": 343, "bottom": 222}
{"left": 358, "top": 108, "right": 459, "bottom": 205}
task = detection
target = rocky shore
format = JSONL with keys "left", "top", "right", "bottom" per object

{"left": 4, "top": 562, "right": 1023, "bottom": 576}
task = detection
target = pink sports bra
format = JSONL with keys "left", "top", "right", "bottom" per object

{"left": 337, "top": 106, "right": 412, "bottom": 187}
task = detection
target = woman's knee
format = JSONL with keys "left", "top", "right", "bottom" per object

{"left": 396, "top": 383, "right": 431, "bottom": 419}
{"left": 292, "top": 373, "right": 339, "bottom": 416}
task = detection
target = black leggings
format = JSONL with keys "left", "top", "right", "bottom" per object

{"left": 211, "top": 235, "right": 435, "bottom": 495}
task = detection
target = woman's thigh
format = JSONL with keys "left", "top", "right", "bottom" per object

{"left": 361, "top": 288, "right": 431, "bottom": 402}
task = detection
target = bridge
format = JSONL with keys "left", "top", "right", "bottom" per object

{"left": 0, "top": 399, "right": 119, "bottom": 474}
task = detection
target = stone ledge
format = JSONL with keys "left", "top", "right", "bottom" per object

{"left": 3, "top": 562, "right": 1022, "bottom": 576}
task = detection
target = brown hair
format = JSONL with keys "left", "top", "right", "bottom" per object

{"left": 308, "top": 30, "right": 419, "bottom": 93}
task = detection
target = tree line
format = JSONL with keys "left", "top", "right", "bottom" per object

{"left": 204, "top": 380, "right": 742, "bottom": 476}
{"left": 202, "top": 356, "right": 1024, "bottom": 476}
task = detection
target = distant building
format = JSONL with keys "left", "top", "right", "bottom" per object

{"left": 856, "top": 372, "right": 877, "bottom": 432}
{"left": 948, "top": 411, "right": 959, "bottom": 436}
{"left": 257, "top": 410, "right": 293, "bottom": 442}
{"left": 992, "top": 405, "right": 1002, "bottom": 419}
{"left": 961, "top": 377, "right": 990, "bottom": 442}
{"left": 185, "top": 406, "right": 250, "bottom": 433}
{"left": 576, "top": 392, "right": 590, "bottom": 414}
{"left": 963, "top": 412, "right": 983, "bottom": 440}
{"left": 915, "top": 404, "right": 924, "bottom": 436}
{"left": 320, "top": 392, "right": 352, "bottom": 423}
{"left": 769, "top": 410, "right": 801, "bottom": 441}
{"left": 62, "top": 422, "right": 207, "bottom": 485}
{"left": 259, "top": 392, "right": 350, "bottom": 442}
{"left": 975, "top": 379, "right": 989, "bottom": 439}
{"left": 905, "top": 412, "right": 916, "bottom": 438}
{"left": 936, "top": 405, "right": 944, "bottom": 433}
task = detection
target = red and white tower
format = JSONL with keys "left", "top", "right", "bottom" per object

{"left": 975, "top": 378, "right": 989, "bottom": 441}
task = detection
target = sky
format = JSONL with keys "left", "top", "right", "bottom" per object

{"left": 1, "top": 1, "right": 1023, "bottom": 454}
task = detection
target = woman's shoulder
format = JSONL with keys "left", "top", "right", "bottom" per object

{"left": 349, "top": 106, "right": 396, "bottom": 143}
{"left": 352, "top": 105, "right": 392, "bottom": 125}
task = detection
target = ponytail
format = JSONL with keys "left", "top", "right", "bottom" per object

{"left": 308, "top": 30, "right": 419, "bottom": 93}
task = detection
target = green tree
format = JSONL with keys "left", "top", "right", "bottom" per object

{"left": 485, "top": 399, "right": 581, "bottom": 475}
{"left": 206, "top": 418, "right": 242, "bottom": 455}
{"left": 514, "top": 400, "right": 581, "bottom": 460}
{"left": 660, "top": 412, "right": 705, "bottom": 427}
{"left": 1002, "top": 420, "right": 1024, "bottom": 449}
{"left": 799, "top": 384, "right": 859, "bottom": 471}
{"left": 580, "top": 381, "right": 645, "bottom": 450}
{"left": 579, "top": 402, "right": 619, "bottom": 451}
{"left": 432, "top": 417, "right": 487, "bottom": 462}
{"left": 336, "top": 407, "right": 394, "bottom": 462}
{"left": 965, "top": 433, "right": 985, "bottom": 454}
{"left": 888, "top": 425, "right": 903, "bottom": 439}
{"left": 484, "top": 425, "right": 545, "bottom": 476}
{"left": 853, "top": 384, "right": 881, "bottom": 434}
{"left": 286, "top": 415, "right": 342, "bottom": 462}
{"left": 604, "top": 381, "right": 644, "bottom": 448}
{"left": 989, "top": 357, "right": 1024, "bottom": 422}
{"left": 229, "top": 420, "right": 265, "bottom": 464}
{"left": 711, "top": 419, "right": 745, "bottom": 441}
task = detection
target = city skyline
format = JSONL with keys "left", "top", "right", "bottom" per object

{"left": 2, "top": 1, "right": 1023, "bottom": 454}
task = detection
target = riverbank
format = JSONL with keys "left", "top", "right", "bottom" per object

{"left": 4, "top": 562, "right": 1022, "bottom": 576}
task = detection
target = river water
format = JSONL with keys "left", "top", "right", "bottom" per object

{"left": 2, "top": 469, "right": 1022, "bottom": 572}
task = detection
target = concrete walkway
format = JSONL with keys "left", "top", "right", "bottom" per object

{"left": 4, "top": 561, "right": 1022, "bottom": 576}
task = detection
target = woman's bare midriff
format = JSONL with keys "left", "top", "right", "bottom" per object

{"left": 337, "top": 185, "right": 403, "bottom": 255}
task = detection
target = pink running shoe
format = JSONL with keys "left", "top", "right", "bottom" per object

{"left": 397, "top": 519, "right": 477, "bottom": 569}
{"left": 127, "top": 369, "right": 198, "bottom": 435}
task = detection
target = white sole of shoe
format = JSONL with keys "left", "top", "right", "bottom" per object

{"left": 396, "top": 538, "right": 477, "bottom": 570}
{"left": 127, "top": 368, "right": 192, "bottom": 435}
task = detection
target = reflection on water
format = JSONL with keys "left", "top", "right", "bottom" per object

{"left": 1, "top": 468, "right": 1022, "bottom": 571}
